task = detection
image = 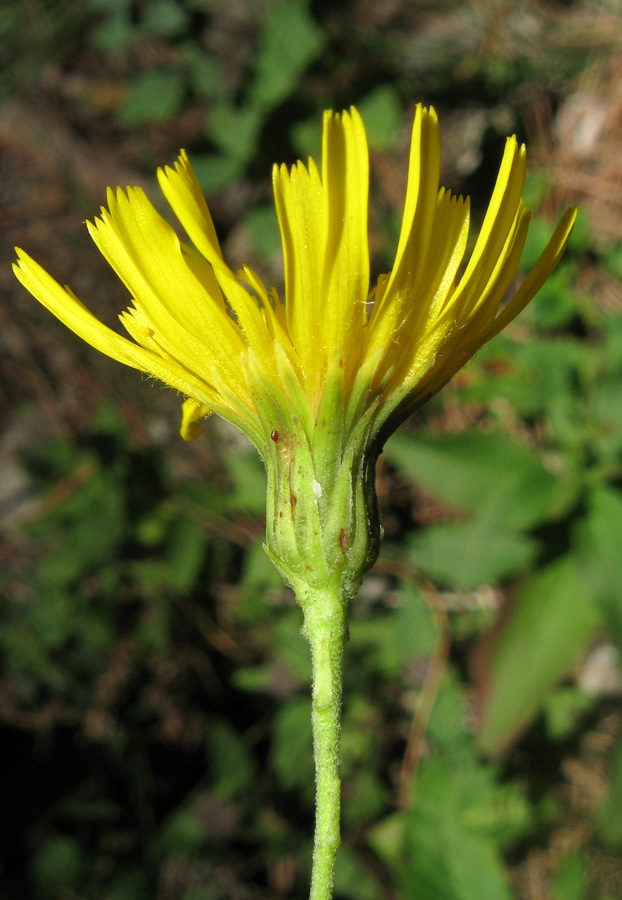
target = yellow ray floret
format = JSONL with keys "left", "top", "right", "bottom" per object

{"left": 13, "top": 104, "right": 576, "bottom": 448}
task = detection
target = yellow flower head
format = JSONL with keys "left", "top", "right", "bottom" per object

{"left": 14, "top": 105, "right": 574, "bottom": 453}
{"left": 14, "top": 104, "right": 576, "bottom": 595}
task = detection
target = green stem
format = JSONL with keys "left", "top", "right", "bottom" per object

{"left": 301, "top": 586, "right": 347, "bottom": 900}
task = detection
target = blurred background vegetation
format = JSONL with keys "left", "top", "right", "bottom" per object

{"left": 1, "top": 1, "right": 622, "bottom": 898}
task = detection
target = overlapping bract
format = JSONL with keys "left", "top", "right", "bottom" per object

{"left": 14, "top": 105, "right": 576, "bottom": 449}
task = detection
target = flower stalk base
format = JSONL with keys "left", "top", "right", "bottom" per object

{"left": 300, "top": 586, "right": 347, "bottom": 900}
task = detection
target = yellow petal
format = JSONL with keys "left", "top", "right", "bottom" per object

{"left": 12, "top": 249, "right": 217, "bottom": 407}
{"left": 450, "top": 138, "right": 526, "bottom": 314}
{"left": 272, "top": 157, "right": 325, "bottom": 385}
{"left": 157, "top": 149, "right": 224, "bottom": 262}
{"left": 321, "top": 107, "right": 370, "bottom": 357}
{"left": 403, "top": 206, "right": 577, "bottom": 407}
{"left": 420, "top": 190, "right": 471, "bottom": 322}
{"left": 238, "top": 265, "right": 293, "bottom": 357}
{"left": 480, "top": 205, "right": 578, "bottom": 343}
{"left": 159, "top": 152, "right": 275, "bottom": 369}
{"left": 382, "top": 105, "right": 441, "bottom": 309}
{"left": 366, "top": 107, "right": 444, "bottom": 369}
{"left": 180, "top": 398, "right": 211, "bottom": 441}
{"left": 88, "top": 186, "right": 246, "bottom": 382}
{"left": 455, "top": 205, "right": 531, "bottom": 342}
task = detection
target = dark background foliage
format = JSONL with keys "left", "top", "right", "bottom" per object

{"left": 1, "top": 1, "right": 622, "bottom": 898}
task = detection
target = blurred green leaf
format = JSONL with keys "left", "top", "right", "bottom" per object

{"left": 387, "top": 758, "right": 515, "bottom": 900}
{"left": 89, "top": 0, "right": 130, "bottom": 10}
{"left": 163, "top": 516, "right": 207, "bottom": 593}
{"left": 180, "top": 43, "right": 223, "bottom": 97}
{"left": 576, "top": 485, "right": 622, "bottom": 650}
{"left": 91, "top": 10, "right": 137, "bottom": 52}
{"left": 118, "top": 69, "right": 185, "bottom": 125}
{"left": 32, "top": 472, "right": 126, "bottom": 588}
{"left": 270, "top": 696, "right": 313, "bottom": 799}
{"left": 154, "top": 800, "right": 209, "bottom": 857}
{"left": 596, "top": 744, "right": 622, "bottom": 848}
{"left": 271, "top": 609, "right": 312, "bottom": 686}
{"left": 340, "top": 696, "right": 378, "bottom": 773}
{"left": 237, "top": 540, "right": 284, "bottom": 623}
{"left": 552, "top": 852, "right": 587, "bottom": 900}
{"left": 334, "top": 845, "right": 383, "bottom": 900}
{"left": 250, "top": 0, "right": 323, "bottom": 109}
{"left": 142, "top": 0, "right": 188, "bottom": 37}
{"left": 232, "top": 665, "right": 274, "bottom": 694}
{"left": 23, "top": 588, "right": 76, "bottom": 651}
{"left": 209, "top": 720, "right": 256, "bottom": 798}
{"left": 206, "top": 102, "right": 263, "bottom": 164}
{"left": 244, "top": 204, "right": 282, "bottom": 258}
{"left": 348, "top": 582, "right": 438, "bottom": 677}
{"left": 224, "top": 449, "right": 267, "bottom": 515}
{"left": 427, "top": 670, "right": 469, "bottom": 750}
{"left": 457, "top": 335, "right": 596, "bottom": 438}
{"left": 603, "top": 243, "right": 622, "bottom": 279}
{"left": 105, "top": 870, "right": 149, "bottom": 900}
{"left": 528, "top": 263, "right": 581, "bottom": 330}
{"left": 542, "top": 686, "right": 593, "bottom": 740}
{"left": 386, "top": 429, "right": 563, "bottom": 531}
{"left": 358, "top": 85, "right": 403, "bottom": 150}
{"left": 189, "top": 153, "right": 244, "bottom": 193}
{"left": 407, "top": 518, "right": 536, "bottom": 589}
{"left": 32, "top": 835, "right": 83, "bottom": 900}
{"left": 342, "top": 770, "right": 388, "bottom": 828}
{"left": 290, "top": 114, "right": 322, "bottom": 159}
{"left": 134, "top": 591, "right": 172, "bottom": 652}
{"left": 478, "top": 555, "right": 601, "bottom": 754}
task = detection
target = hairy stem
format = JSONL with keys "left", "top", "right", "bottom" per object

{"left": 301, "top": 586, "right": 347, "bottom": 900}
